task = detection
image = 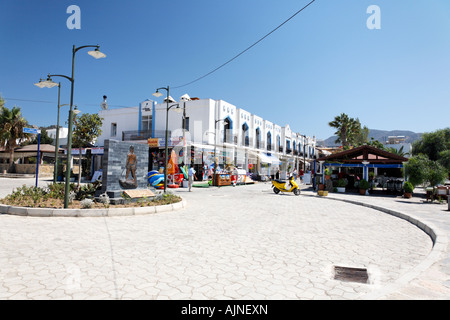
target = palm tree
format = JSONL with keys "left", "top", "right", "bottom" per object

{"left": 386, "top": 145, "right": 409, "bottom": 157}
{"left": 0, "top": 106, "right": 30, "bottom": 171}
{"left": 328, "top": 113, "right": 360, "bottom": 148}
{"left": 0, "top": 94, "right": 5, "bottom": 110}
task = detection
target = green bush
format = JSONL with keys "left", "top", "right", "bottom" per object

{"left": 403, "top": 181, "right": 414, "bottom": 193}
{"left": 337, "top": 178, "right": 348, "bottom": 187}
{"left": 359, "top": 179, "right": 370, "bottom": 190}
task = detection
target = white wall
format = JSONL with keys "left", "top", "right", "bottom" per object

{"left": 154, "top": 99, "right": 214, "bottom": 145}
{"left": 97, "top": 106, "right": 139, "bottom": 146}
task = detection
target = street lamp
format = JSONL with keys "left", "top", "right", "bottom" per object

{"left": 211, "top": 119, "right": 225, "bottom": 186}
{"left": 35, "top": 77, "right": 62, "bottom": 183}
{"left": 40, "top": 44, "right": 105, "bottom": 208}
{"left": 153, "top": 86, "right": 176, "bottom": 193}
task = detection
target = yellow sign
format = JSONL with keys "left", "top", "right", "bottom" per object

{"left": 148, "top": 138, "right": 159, "bottom": 148}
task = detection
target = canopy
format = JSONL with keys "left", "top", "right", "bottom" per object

{"left": 254, "top": 152, "right": 281, "bottom": 165}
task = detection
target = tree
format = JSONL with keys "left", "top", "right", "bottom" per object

{"left": 0, "top": 106, "right": 30, "bottom": 170}
{"left": 405, "top": 155, "right": 428, "bottom": 187}
{"left": 438, "top": 150, "right": 450, "bottom": 175}
{"left": 23, "top": 128, "right": 54, "bottom": 145}
{"left": 386, "top": 145, "right": 409, "bottom": 157}
{"left": 425, "top": 161, "right": 447, "bottom": 188}
{"left": 72, "top": 113, "right": 103, "bottom": 185}
{"left": 0, "top": 94, "right": 4, "bottom": 110}
{"left": 405, "top": 154, "right": 447, "bottom": 188}
{"left": 367, "top": 137, "right": 385, "bottom": 150}
{"left": 328, "top": 113, "right": 361, "bottom": 149}
{"left": 412, "top": 128, "right": 450, "bottom": 161}
{"left": 354, "top": 124, "right": 370, "bottom": 147}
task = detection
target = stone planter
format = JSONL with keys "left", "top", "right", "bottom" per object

{"left": 404, "top": 192, "right": 412, "bottom": 199}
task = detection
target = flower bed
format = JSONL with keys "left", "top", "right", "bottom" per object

{"left": 0, "top": 184, "right": 181, "bottom": 209}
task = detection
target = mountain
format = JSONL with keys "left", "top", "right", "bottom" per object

{"left": 319, "top": 129, "right": 422, "bottom": 147}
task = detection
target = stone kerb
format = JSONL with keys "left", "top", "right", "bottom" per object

{"left": 0, "top": 199, "right": 186, "bottom": 217}
{"left": 303, "top": 190, "right": 447, "bottom": 300}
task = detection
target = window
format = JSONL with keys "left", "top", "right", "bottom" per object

{"left": 111, "top": 123, "right": 117, "bottom": 137}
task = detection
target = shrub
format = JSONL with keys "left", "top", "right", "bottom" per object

{"left": 80, "top": 198, "right": 94, "bottom": 209}
{"left": 98, "top": 193, "right": 110, "bottom": 208}
{"left": 359, "top": 179, "right": 370, "bottom": 190}
{"left": 403, "top": 181, "right": 414, "bottom": 193}
{"left": 337, "top": 178, "right": 348, "bottom": 187}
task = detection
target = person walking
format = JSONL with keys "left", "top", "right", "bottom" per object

{"left": 188, "top": 165, "right": 196, "bottom": 192}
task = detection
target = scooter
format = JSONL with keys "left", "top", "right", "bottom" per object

{"left": 272, "top": 176, "right": 300, "bottom": 195}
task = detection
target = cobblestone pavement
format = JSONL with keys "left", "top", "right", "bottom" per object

{"left": 0, "top": 178, "right": 446, "bottom": 300}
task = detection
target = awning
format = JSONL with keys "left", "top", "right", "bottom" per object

{"left": 253, "top": 152, "right": 281, "bottom": 165}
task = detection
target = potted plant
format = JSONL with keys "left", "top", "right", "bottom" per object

{"left": 336, "top": 178, "right": 348, "bottom": 193}
{"left": 403, "top": 181, "right": 414, "bottom": 199}
{"left": 359, "top": 179, "right": 370, "bottom": 195}
{"left": 324, "top": 168, "right": 331, "bottom": 180}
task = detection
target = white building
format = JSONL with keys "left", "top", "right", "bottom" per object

{"left": 47, "top": 127, "right": 69, "bottom": 147}
{"left": 97, "top": 96, "right": 317, "bottom": 180}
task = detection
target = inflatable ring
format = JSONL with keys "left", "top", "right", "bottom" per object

{"left": 168, "top": 184, "right": 179, "bottom": 188}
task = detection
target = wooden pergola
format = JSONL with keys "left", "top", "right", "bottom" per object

{"left": 315, "top": 145, "right": 409, "bottom": 184}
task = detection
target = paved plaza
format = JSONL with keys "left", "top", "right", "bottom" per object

{"left": 0, "top": 177, "right": 449, "bottom": 300}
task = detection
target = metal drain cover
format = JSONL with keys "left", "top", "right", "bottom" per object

{"left": 334, "top": 266, "right": 369, "bottom": 284}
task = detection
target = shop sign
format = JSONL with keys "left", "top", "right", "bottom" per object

{"left": 148, "top": 138, "right": 159, "bottom": 148}
{"left": 65, "top": 148, "right": 86, "bottom": 155}
{"left": 91, "top": 147, "right": 104, "bottom": 155}
{"left": 149, "top": 137, "right": 184, "bottom": 148}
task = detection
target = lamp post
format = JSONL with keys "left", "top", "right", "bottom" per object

{"left": 153, "top": 87, "right": 178, "bottom": 193}
{"left": 35, "top": 77, "right": 74, "bottom": 184}
{"left": 213, "top": 119, "right": 225, "bottom": 186}
{"left": 35, "top": 78, "right": 62, "bottom": 183}
{"left": 38, "top": 44, "right": 105, "bottom": 208}
{"left": 302, "top": 135, "right": 307, "bottom": 173}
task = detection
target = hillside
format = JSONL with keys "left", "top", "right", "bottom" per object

{"left": 319, "top": 129, "right": 422, "bottom": 147}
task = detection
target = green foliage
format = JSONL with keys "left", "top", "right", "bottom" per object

{"left": 412, "top": 128, "right": 450, "bottom": 161}
{"left": 406, "top": 154, "right": 447, "bottom": 187}
{"left": 366, "top": 137, "right": 385, "bottom": 150}
{"left": 425, "top": 161, "right": 447, "bottom": 188}
{"left": 385, "top": 145, "right": 409, "bottom": 157}
{"left": 405, "top": 154, "right": 428, "bottom": 187}
{"left": 0, "top": 105, "right": 31, "bottom": 165}
{"left": 403, "top": 181, "right": 414, "bottom": 193}
{"left": 4, "top": 185, "right": 50, "bottom": 207}
{"left": 28, "top": 128, "right": 54, "bottom": 145}
{"left": 328, "top": 113, "right": 362, "bottom": 148}
{"left": 71, "top": 181, "right": 101, "bottom": 201}
{"left": 359, "top": 179, "right": 370, "bottom": 190}
{"left": 72, "top": 113, "right": 103, "bottom": 148}
{"left": 337, "top": 178, "right": 348, "bottom": 187}
{"left": 438, "top": 150, "right": 450, "bottom": 175}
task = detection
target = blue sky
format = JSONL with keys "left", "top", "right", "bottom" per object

{"left": 1, "top": 0, "right": 449, "bottom": 140}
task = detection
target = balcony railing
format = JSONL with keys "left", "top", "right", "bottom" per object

{"left": 278, "top": 146, "right": 283, "bottom": 153}
{"left": 219, "top": 134, "right": 238, "bottom": 145}
{"left": 122, "top": 130, "right": 168, "bottom": 141}
{"left": 267, "top": 144, "right": 272, "bottom": 151}
{"left": 286, "top": 148, "right": 292, "bottom": 154}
